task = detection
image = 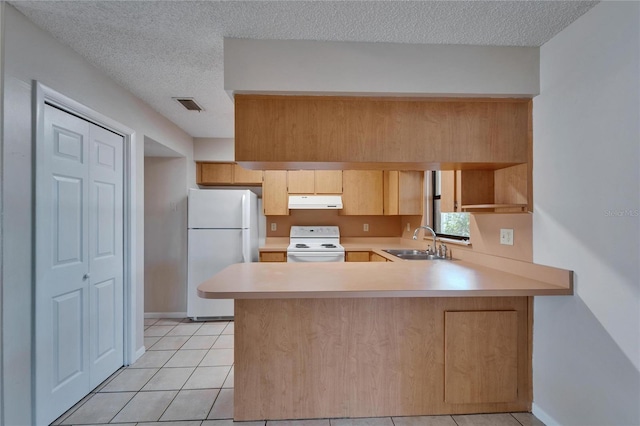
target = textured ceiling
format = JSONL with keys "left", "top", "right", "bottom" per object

{"left": 10, "top": 1, "right": 598, "bottom": 138}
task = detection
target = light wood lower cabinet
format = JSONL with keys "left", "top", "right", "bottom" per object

{"left": 346, "top": 251, "right": 389, "bottom": 262}
{"left": 369, "top": 253, "right": 388, "bottom": 262}
{"left": 345, "top": 251, "right": 370, "bottom": 262}
{"left": 234, "top": 296, "right": 531, "bottom": 420}
{"left": 444, "top": 310, "right": 519, "bottom": 404}
{"left": 259, "top": 251, "right": 287, "bottom": 262}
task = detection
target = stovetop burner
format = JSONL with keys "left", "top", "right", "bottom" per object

{"left": 287, "top": 226, "right": 344, "bottom": 255}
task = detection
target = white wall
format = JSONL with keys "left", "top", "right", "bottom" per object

{"left": 144, "top": 156, "right": 188, "bottom": 316}
{"left": 194, "top": 137, "right": 235, "bottom": 161}
{"left": 1, "top": 5, "right": 194, "bottom": 424}
{"left": 225, "top": 38, "right": 539, "bottom": 96}
{"left": 532, "top": 2, "right": 640, "bottom": 425}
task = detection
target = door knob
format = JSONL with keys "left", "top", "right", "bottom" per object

{"left": 83, "top": 273, "right": 90, "bottom": 280}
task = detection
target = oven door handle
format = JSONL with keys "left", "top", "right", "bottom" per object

{"left": 287, "top": 252, "right": 345, "bottom": 262}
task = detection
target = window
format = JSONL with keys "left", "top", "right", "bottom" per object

{"left": 431, "top": 171, "right": 470, "bottom": 239}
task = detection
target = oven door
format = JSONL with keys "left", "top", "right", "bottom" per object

{"left": 287, "top": 251, "right": 345, "bottom": 262}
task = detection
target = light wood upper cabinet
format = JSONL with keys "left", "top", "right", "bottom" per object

{"left": 441, "top": 166, "right": 528, "bottom": 213}
{"left": 383, "top": 171, "right": 423, "bottom": 215}
{"left": 233, "top": 164, "right": 264, "bottom": 185}
{"left": 235, "top": 95, "right": 530, "bottom": 169}
{"left": 341, "top": 170, "right": 383, "bottom": 215}
{"left": 287, "top": 170, "right": 343, "bottom": 194}
{"left": 287, "top": 170, "right": 315, "bottom": 194}
{"left": 315, "top": 170, "right": 342, "bottom": 193}
{"left": 198, "top": 162, "right": 233, "bottom": 184}
{"left": 263, "top": 171, "right": 289, "bottom": 215}
{"left": 197, "top": 162, "right": 263, "bottom": 186}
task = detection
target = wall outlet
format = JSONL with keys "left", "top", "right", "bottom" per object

{"left": 500, "top": 228, "right": 514, "bottom": 246}
{"left": 270, "top": 223, "right": 277, "bottom": 231}
{"left": 363, "top": 223, "right": 369, "bottom": 232}
{"left": 406, "top": 223, "right": 411, "bottom": 232}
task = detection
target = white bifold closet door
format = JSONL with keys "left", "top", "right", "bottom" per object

{"left": 35, "top": 104, "right": 124, "bottom": 425}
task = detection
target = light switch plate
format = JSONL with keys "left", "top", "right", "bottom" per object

{"left": 500, "top": 228, "right": 514, "bottom": 245}
{"left": 363, "top": 223, "right": 369, "bottom": 232}
{"left": 406, "top": 223, "right": 411, "bottom": 232}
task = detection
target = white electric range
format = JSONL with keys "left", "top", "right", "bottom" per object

{"left": 286, "top": 226, "right": 345, "bottom": 262}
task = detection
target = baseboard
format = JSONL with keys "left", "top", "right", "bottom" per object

{"left": 134, "top": 346, "right": 146, "bottom": 363}
{"left": 532, "top": 403, "right": 560, "bottom": 426}
{"left": 144, "top": 311, "right": 187, "bottom": 319}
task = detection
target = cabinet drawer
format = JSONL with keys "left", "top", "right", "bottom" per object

{"left": 260, "top": 252, "right": 287, "bottom": 262}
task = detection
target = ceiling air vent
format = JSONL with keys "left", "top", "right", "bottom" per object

{"left": 174, "top": 97, "right": 204, "bottom": 112}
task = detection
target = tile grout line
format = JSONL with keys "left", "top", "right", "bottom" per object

{"left": 107, "top": 321, "right": 181, "bottom": 423}
{"left": 151, "top": 387, "right": 183, "bottom": 423}
{"left": 105, "top": 322, "right": 179, "bottom": 424}
{"left": 205, "top": 386, "right": 224, "bottom": 421}
{"left": 510, "top": 412, "right": 526, "bottom": 426}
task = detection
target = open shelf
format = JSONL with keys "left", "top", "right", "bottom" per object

{"left": 461, "top": 204, "right": 528, "bottom": 212}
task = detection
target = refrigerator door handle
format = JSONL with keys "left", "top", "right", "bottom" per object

{"left": 241, "top": 228, "right": 250, "bottom": 263}
{"left": 241, "top": 193, "right": 249, "bottom": 228}
{"left": 240, "top": 193, "right": 249, "bottom": 263}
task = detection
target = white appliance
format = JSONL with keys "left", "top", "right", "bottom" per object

{"left": 287, "top": 226, "right": 345, "bottom": 262}
{"left": 187, "top": 189, "right": 259, "bottom": 319}
{"left": 288, "top": 195, "right": 343, "bottom": 209}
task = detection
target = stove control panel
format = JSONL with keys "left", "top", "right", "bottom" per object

{"left": 290, "top": 226, "right": 340, "bottom": 238}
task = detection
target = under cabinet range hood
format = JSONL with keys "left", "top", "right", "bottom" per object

{"left": 288, "top": 195, "right": 343, "bottom": 210}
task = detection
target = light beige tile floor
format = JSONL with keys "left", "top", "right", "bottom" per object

{"left": 52, "top": 318, "right": 545, "bottom": 426}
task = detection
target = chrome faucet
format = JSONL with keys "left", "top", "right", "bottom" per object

{"left": 413, "top": 226, "right": 437, "bottom": 255}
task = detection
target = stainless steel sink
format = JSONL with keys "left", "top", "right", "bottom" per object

{"left": 383, "top": 249, "right": 448, "bottom": 260}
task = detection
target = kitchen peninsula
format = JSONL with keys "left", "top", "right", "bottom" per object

{"left": 198, "top": 254, "right": 572, "bottom": 421}
{"left": 197, "top": 94, "right": 569, "bottom": 421}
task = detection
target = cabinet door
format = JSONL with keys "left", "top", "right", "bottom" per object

{"left": 263, "top": 171, "right": 289, "bottom": 215}
{"left": 369, "top": 253, "right": 388, "bottom": 262}
{"left": 315, "top": 170, "right": 343, "bottom": 193}
{"left": 287, "top": 170, "right": 315, "bottom": 194}
{"left": 444, "top": 310, "right": 518, "bottom": 404}
{"left": 398, "top": 171, "right": 423, "bottom": 215}
{"left": 342, "top": 170, "right": 383, "bottom": 215}
{"left": 440, "top": 170, "right": 458, "bottom": 213}
{"left": 345, "top": 251, "right": 370, "bottom": 262}
{"left": 383, "top": 171, "right": 400, "bottom": 215}
{"left": 384, "top": 171, "right": 423, "bottom": 215}
{"left": 260, "top": 252, "right": 287, "bottom": 262}
{"left": 199, "top": 163, "right": 234, "bottom": 185}
{"left": 233, "top": 164, "right": 263, "bottom": 184}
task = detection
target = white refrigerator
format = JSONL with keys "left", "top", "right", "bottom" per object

{"left": 187, "top": 189, "right": 259, "bottom": 319}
